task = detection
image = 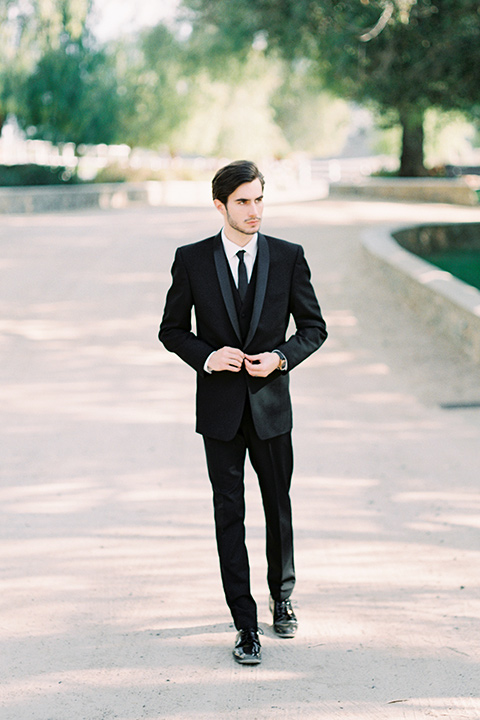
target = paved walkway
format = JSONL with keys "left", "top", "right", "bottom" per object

{"left": 1, "top": 198, "right": 480, "bottom": 719}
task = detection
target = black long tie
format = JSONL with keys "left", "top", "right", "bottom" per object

{"left": 236, "top": 250, "right": 248, "bottom": 302}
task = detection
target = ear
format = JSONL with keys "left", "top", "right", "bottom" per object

{"left": 213, "top": 199, "right": 226, "bottom": 217}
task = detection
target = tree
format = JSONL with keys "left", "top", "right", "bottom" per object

{"left": 1, "top": 0, "right": 121, "bottom": 146}
{"left": 111, "top": 24, "right": 194, "bottom": 151}
{"left": 19, "top": 39, "right": 120, "bottom": 145}
{"left": 167, "top": 51, "right": 290, "bottom": 159}
{"left": 180, "top": 0, "right": 480, "bottom": 175}
{"left": 270, "top": 63, "right": 352, "bottom": 158}
{"left": 0, "top": 0, "right": 29, "bottom": 133}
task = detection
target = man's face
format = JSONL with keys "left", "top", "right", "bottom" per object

{"left": 214, "top": 178, "right": 264, "bottom": 244}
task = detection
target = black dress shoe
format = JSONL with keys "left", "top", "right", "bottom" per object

{"left": 269, "top": 596, "right": 298, "bottom": 638}
{"left": 233, "top": 628, "right": 262, "bottom": 664}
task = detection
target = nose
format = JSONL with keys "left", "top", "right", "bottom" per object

{"left": 247, "top": 201, "right": 258, "bottom": 216}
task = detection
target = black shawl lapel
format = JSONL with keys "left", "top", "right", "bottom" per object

{"left": 213, "top": 232, "right": 270, "bottom": 348}
{"left": 244, "top": 233, "right": 269, "bottom": 348}
{"left": 213, "top": 233, "right": 242, "bottom": 343}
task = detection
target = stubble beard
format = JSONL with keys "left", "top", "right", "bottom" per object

{"left": 226, "top": 209, "right": 261, "bottom": 236}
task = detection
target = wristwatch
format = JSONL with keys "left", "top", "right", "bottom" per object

{"left": 273, "top": 350, "right": 287, "bottom": 372}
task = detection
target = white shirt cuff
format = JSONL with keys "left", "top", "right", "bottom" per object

{"left": 204, "top": 351, "right": 216, "bottom": 374}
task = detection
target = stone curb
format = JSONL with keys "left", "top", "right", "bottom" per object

{"left": 362, "top": 226, "right": 480, "bottom": 364}
{"left": 0, "top": 181, "right": 211, "bottom": 213}
{"left": 331, "top": 177, "right": 479, "bottom": 206}
{"left": 0, "top": 180, "right": 329, "bottom": 214}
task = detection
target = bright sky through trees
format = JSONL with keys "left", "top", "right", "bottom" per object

{"left": 92, "top": 0, "right": 179, "bottom": 40}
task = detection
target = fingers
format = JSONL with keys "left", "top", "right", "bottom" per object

{"left": 244, "top": 352, "right": 279, "bottom": 377}
{"left": 208, "top": 349, "right": 281, "bottom": 376}
{"left": 208, "top": 346, "right": 245, "bottom": 372}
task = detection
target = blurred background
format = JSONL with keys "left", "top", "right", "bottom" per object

{"left": 1, "top": 0, "right": 480, "bottom": 186}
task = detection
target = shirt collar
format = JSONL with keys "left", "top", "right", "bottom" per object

{"left": 221, "top": 229, "right": 258, "bottom": 261}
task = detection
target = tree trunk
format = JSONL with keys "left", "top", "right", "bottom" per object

{"left": 399, "top": 110, "right": 428, "bottom": 177}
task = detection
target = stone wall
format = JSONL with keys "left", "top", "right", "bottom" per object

{"left": 362, "top": 227, "right": 480, "bottom": 364}
{"left": 0, "top": 179, "right": 329, "bottom": 214}
{"left": 330, "top": 177, "right": 479, "bottom": 206}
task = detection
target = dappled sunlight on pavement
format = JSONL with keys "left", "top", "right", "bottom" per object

{"left": 1, "top": 200, "right": 479, "bottom": 718}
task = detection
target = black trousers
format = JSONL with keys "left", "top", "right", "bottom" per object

{"left": 203, "top": 401, "right": 295, "bottom": 630}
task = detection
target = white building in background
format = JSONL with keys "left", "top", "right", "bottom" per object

{"left": 0, "top": 116, "right": 76, "bottom": 168}
{"left": 0, "top": 116, "right": 134, "bottom": 179}
{"left": 0, "top": 113, "right": 398, "bottom": 186}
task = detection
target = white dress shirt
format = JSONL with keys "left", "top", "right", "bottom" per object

{"left": 221, "top": 229, "right": 258, "bottom": 286}
{"left": 204, "top": 230, "right": 286, "bottom": 373}
{"left": 204, "top": 231, "right": 257, "bottom": 373}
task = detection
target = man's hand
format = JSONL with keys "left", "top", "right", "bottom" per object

{"left": 244, "top": 352, "right": 280, "bottom": 378}
{"left": 208, "top": 346, "right": 245, "bottom": 372}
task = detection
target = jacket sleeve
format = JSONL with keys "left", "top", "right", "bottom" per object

{"left": 158, "top": 247, "right": 215, "bottom": 373}
{"left": 275, "top": 246, "right": 327, "bottom": 370}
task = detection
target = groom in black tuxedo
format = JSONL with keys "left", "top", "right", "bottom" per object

{"left": 159, "top": 160, "right": 327, "bottom": 664}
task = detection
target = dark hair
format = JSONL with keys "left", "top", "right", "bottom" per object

{"left": 212, "top": 160, "right": 265, "bottom": 205}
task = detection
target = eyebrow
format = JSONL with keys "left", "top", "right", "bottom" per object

{"left": 235, "top": 195, "right": 264, "bottom": 202}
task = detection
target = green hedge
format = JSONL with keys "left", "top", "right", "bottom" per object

{"left": 0, "top": 164, "right": 79, "bottom": 186}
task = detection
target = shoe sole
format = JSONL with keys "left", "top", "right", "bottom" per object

{"left": 274, "top": 630, "right": 296, "bottom": 638}
{"left": 233, "top": 654, "right": 262, "bottom": 665}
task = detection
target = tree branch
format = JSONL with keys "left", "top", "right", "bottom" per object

{"left": 360, "top": 2, "right": 394, "bottom": 42}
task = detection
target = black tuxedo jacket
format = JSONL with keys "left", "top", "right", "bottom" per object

{"left": 159, "top": 232, "right": 327, "bottom": 441}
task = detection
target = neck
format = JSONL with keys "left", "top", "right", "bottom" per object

{"left": 223, "top": 228, "right": 256, "bottom": 247}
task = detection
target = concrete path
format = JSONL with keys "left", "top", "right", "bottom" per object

{"left": 1, "top": 198, "right": 480, "bottom": 719}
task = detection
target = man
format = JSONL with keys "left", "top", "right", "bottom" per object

{"left": 159, "top": 160, "right": 327, "bottom": 665}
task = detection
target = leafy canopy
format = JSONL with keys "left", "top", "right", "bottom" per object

{"left": 181, "top": 0, "right": 480, "bottom": 117}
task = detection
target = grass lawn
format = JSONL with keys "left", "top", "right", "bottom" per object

{"left": 425, "top": 251, "right": 480, "bottom": 291}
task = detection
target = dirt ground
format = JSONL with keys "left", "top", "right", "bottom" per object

{"left": 1, "top": 197, "right": 480, "bottom": 719}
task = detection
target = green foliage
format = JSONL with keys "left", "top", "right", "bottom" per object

{"left": 0, "top": 0, "right": 93, "bottom": 77}
{"left": 0, "top": 163, "right": 78, "bottom": 186}
{"left": 424, "top": 109, "right": 476, "bottom": 167}
{"left": 1, "top": 0, "right": 120, "bottom": 145}
{"left": 112, "top": 24, "right": 193, "bottom": 150}
{"left": 168, "top": 52, "right": 288, "bottom": 158}
{"left": 270, "top": 62, "right": 352, "bottom": 156}
{"left": 2, "top": 0, "right": 479, "bottom": 168}
{"left": 184, "top": 0, "right": 480, "bottom": 113}
{"left": 91, "top": 162, "right": 213, "bottom": 184}
{"left": 181, "top": 0, "right": 480, "bottom": 174}
{"left": 18, "top": 39, "right": 120, "bottom": 145}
